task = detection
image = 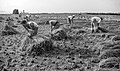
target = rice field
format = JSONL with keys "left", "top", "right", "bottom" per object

{"left": 0, "top": 13, "right": 120, "bottom": 71}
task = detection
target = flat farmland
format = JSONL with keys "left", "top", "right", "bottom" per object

{"left": 0, "top": 13, "right": 120, "bottom": 71}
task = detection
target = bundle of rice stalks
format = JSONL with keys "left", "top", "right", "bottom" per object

{"left": 74, "top": 48, "right": 94, "bottom": 58}
{"left": 4, "top": 24, "right": 17, "bottom": 30}
{"left": 1, "top": 25, "right": 20, "bottom": 36}
{"left": 28, "top": 39, "right": 54, "bottom": 56}
{"left": 101, "top": 43, "right": 117, "bottom": 51}
{"left": 99, "top": 57, "right": 120, "bottom": 69}
{"left": 99, "top": 49, "right": 120, "bottom": 59}
{"left": 1, "top": 30, "right": 20, "bottom": 36}
{"left": 96, "top": 27, "right": 109, "bottom": 33}
{"left": 102, "top": 44, "right": 120, "bottom": 51}
{"left": 51, "top": 30, "right": 67, "bottom": 41}
{"left": 20, "top": 36, "right": 34, "bottom": 51}
{"left": 75, "top": 29, "right": 87, "bottom": 35}
{"left": 111, "top": 45, "right": 120, "bottom": 50}
{"left": 112, "top": 35, "right": 120, "bottom": 42}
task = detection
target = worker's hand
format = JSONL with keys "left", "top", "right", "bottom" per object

{"left": 27, "top": 29, "right": 33, "bottom": 36}
{"left": 28, "top": 29, "right": 34, "bottom": 34}
{"left": 28, "top": 33, "right": 31, "bottom": 36}
{"left": 51, "top": 30, "right": 58, "bottom": 34}
{"left": 28, "top": 29, "right": 33, "bottom": 32}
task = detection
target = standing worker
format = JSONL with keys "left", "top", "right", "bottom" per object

{"left": 67, "top": 15, "right": 75, "bottom": 24}
{"left": 90, "top": 16, "right": 103, "bottom": 33}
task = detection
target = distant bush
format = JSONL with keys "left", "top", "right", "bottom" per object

{"left": 13, "top": 9, "right": 19, "bottom": 14}
{"left": 85, "top": 13, "right": 120, "bottom": 15}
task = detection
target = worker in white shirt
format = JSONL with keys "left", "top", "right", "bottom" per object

{"left": 49, "top": 20, "right": 60, "bottom": 33}
{"left": 20, "top": 19, "right": 38, "bottom": 51}
{"left": 20, "top": 20, "right": 38, "bottom": 40}
{"left": 91, "top": 16, "right": 103, "bottom": 33}
{"left": 67, "top": 15, "right": 75, "bottom": 24}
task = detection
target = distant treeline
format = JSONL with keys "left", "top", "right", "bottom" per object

{"left": 0, "top": 12, "right": 120, "bottom": 16}
{"left": 31, "top": 13, "right": 120, "bottom": 15}
{"left": 82, "top": 13, "right": 120, "bottom": 15}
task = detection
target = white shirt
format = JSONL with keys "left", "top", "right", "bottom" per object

{"left": 49, "top": 20, "right": 59, "bottom": 26}
{"left": 27, "top": 21, "right": 38, "bottom": 30}
{"left": 91, "top": 16, "right": 102, "bottom": 23}
{"left": 68, "top": 16, "right": 75, "bottom": 20}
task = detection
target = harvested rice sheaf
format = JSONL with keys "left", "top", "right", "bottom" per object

{"left": 99, "top": 57, "right": 120, "bottom": 69}
{"left": 99, "top": 49, "right": 120, "bottom": 59}
{"left": 51, "top": 30, "right": 67, "bottom": 41}
{"left": 111, "top": 45, "right": 120, "bottom": 49}
{"left": 112, "top": 35, "right": 120, "bottom": 42}
{"left": 28, "top": 39, "right": 54, "bottom": 56}
{"left": 1, "top": 25, "right": 20, "bottom": 36}
{"left": 75, "top": 29, "right": 87, "bottom": 35}
{"left": 97, "top": 27, "right": 109, "bottom": 33}
{"left": 1, "top": 31, "right": 19, "bottom": 36}
{"left": 101, "top": 43, "right": 120, "bottom": 51}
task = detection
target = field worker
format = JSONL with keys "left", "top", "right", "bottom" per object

{"left": 20, "top": 20, "right": 38, "bottom": 40}
{"left": 91, "top": 16, "right": 103, "bottom": 33}
{"left": 49, "top": 20, "right": 60, "bottom": 32}
{"left": 51, "top": 23, "right": 71, "bottom": 39}
{"left": 51, "top": 23, "right": 71, "bottom": 47}
{"left": 59, "top": 24, "right": 71, "bottom": 33}
{"left": 24, "top": 15, "right": 31, "bottom": 21}
{"left": 67, "top": 15, "right": 75, "bottom": 24}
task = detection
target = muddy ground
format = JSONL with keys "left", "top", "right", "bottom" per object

{"left": 0, "top": 14, "right": 120, "bottom": 71}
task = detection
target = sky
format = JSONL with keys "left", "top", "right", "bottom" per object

{"left": 0, "top": 0, "right": 120, "bottom": 14}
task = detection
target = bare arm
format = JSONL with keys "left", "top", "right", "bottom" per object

{"left": 23, "top": 25, "right": 30, "bottom": 33}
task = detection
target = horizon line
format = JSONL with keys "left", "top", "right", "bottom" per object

{"left": 0, "top": 10, "right": 120, "bottom": 14}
